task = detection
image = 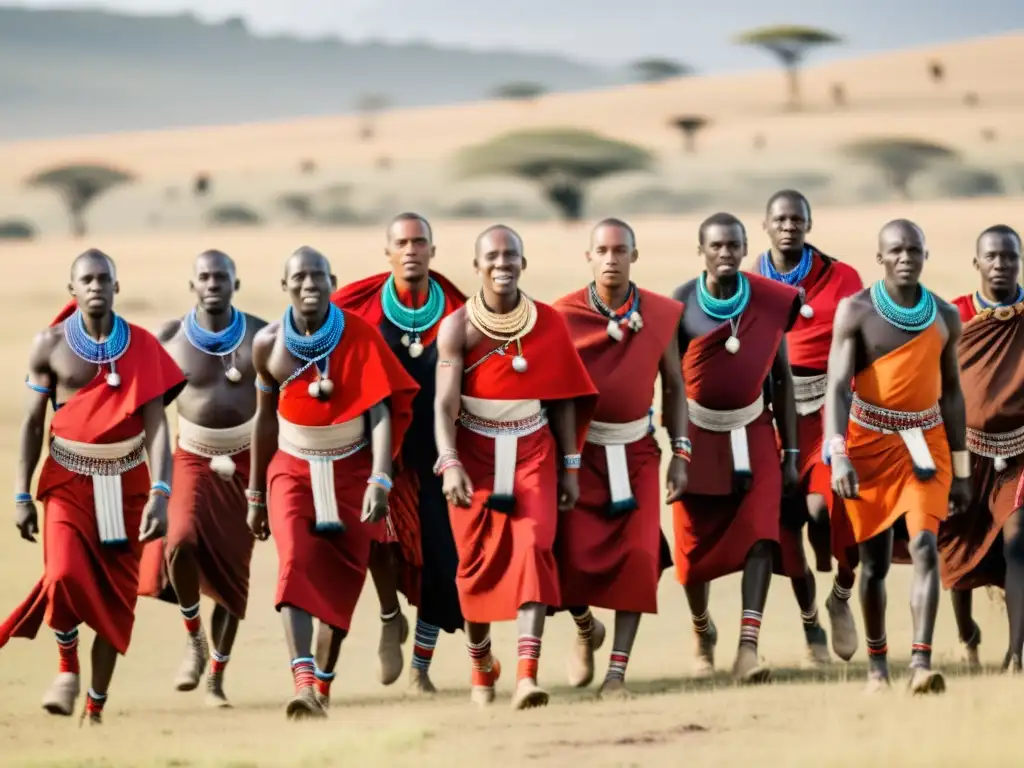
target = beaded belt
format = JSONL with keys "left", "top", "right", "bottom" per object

{"left": 850, "top": 395, "right": 942, "bottom": 480}
{"left": 967, "top": 425, "right": 1024, "bottom": 472}
{"left": 687, "top": 397, "right": 763, "bottom": 478}
{"left": 458, "top": 410, "right": 548, "bottom": 439}
{"left": 585, "top": 417, "right": 651, "bottom": 515}
{"left": 49, "top": 434, "right": 146, "bottom": 546}
{"left": 793, "top": 374, "right": 827, "bottom": 417}
{"left": 178, "top": 416, "right": 253, "bottom": 479}
{"left": 277, "top": 416, "right": 369, "bottom": 531}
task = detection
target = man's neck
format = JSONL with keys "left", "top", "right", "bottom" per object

{"left": 82, "top": 311, "right": 115, "bottom": 340}
{"left": 482, "top": 288, "right": 520, "bottom": 315}
{"left": 980, "top": 283, "right": 1017, "bottom": 305}
{"left": 291, "top": 306, "right": 328, "bottom": 335}
{"left": 705, "top": 272, "right": 739, "bottom": 299}
{"left": 393, "top": 273, "right": 430, "bottom": 304}
{"left": 769, "top": 245, "right": 804, "bottom": 272}
{"left": 594, "top": 281, "right": 630, "bottom": 311}
{"left": 195, "top": 305, "right": 232, "bottom": 332}
{"left": 883, "top": 279, "right": 921, "bottom": 307}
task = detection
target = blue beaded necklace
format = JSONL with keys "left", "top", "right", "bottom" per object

{"left": 380, "top": 275, "right": 444, "bottom": 358}
{"left": 281, "top": 303, "right": 345, "bottom": 397}
{"left": 760, "top": 246, "right": 813, "bottom": 286}
{"left": 696, "top": 272, "right": 750, "bottom": 320}
{"left": 975, "top": 285, "right": 1024, "bottom": 309}
{"left": 64, "top": 309, "right": 131, "bottom": 388}
{"left": 870, "top": 280, "right": 936, "bottom": 332}
{"left": 183, "top": 307, "right": 247, "bottom": 383}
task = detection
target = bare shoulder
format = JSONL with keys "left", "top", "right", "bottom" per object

{"left": 254, "top": 321, "right": 280, "bottom": 348}
{"left": 834, "top": 288, "right": 872, "bottom": 330}
{"left": 244, "top": 312, "right": 270, "bottom": 333}
{"left": 437, "top": 307, "right": 467, "bottom": 349}
{"left": 156, "top": 317, "right": 184, "bottom": 343}
{"left": 670, "top": 280, "right": 696, "bottom": 304}
{"left": 29, "top": 325, "right": 62, "bottom": 360}
{"left": 935, "top": 297, "right": 962, "bottom": 337}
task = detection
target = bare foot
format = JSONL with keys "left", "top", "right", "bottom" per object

{"left": 863, "top": 670, "right": 891, "bottom": 695}
{"left": 409, "top": 667, "right": 438, "bottom": 695}
{"left": 512, "top": 677, "right": 549, "bottom": 710}
{"left": 958, "top": 622, "right": 982, "bottom": 672}
{"left": 692, "top": 620, "right": 717, "bottom": 677}
{"left": 907, "top": 668, "right": 946, "bottom": 695}
{"left": 803, "top": 624, "right": 831, "bottom": 668}
{"left": 42, "top": 672, "right": 80, "bottom": 716}
{"left": 597, "top": 677, "right": 633, "bottom": 701}
{"left": 286, "top": 686, "right": 327, "bottom": 720}
{"left": 377, "top": 612, "right": 409, "bottom": 686}
{"left": 470, "top": 658, "right": 501, "bottom": 707}
{"left": 732, "top": 645, "right": 771, "bottom": 685}
{"left": 825, "top": 594, "right": 858, "bottom": 661}
{"left": 566, "top": 616, "right": 606, "bottom": 688}
{"left": 205, "top": 673, "right": 231, "bottom": 709}
{"left": 174, "top": 633, "right": 209, "bottom": 692}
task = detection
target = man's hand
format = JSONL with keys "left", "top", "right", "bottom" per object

{"left": 665, "top": 456, "right": 688, "bottom": 504}
{"left": 782, "top": 451, "right": 800, "bottom": 497}
{"left": 15, "top": 499, "right": 38, "bottom": 543}
{"left": 831, "top": 455, "right": 860, "bottom": 499}
{"left": 442, "top": 465, "right": 474, "bottom": 508}
{"left": 247, "top": 502, "right": 270, "bottom": 541}
{"left": 948, "top": 476, "right": 972, "bottom": 516}
{"left": 558, "top": 471, "right": 580, "bottom": 512}
{"left": 138, "top": 494, "right": 168, "bottom": 542}
{"left": 361, "top": 482, "right": 390, "bottom": 524}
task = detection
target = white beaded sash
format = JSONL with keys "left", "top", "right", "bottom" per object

{"left": 177, "top": 416, "right": 253, "bottom": 479}
{"left": 458, "top": 397, "right": 546, "bottom": 498}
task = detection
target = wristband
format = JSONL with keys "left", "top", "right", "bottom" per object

{"left": 782, "top": 448, "right": 800, "bottom": 455}
{"left": 952, "top": 450, "right": 971, "bottom": 479}
{"left": 563, "top": 453, "right": 582, "bottom": 471}
{"left": 150, "top": 481, "right": 171, "bottom": 498}
{"left": 433, "top": 449, "right": 460, "bottom": 476}
{"left": 824, "top": 435, "right": 847, "bottom": 466}
{"left": 670, "top": 437, "right": 692, "bottom": 462}
{"left": 24, "top": 378, "right": 52, "bottom": 396}
{"left": 246, "top": 489, "right": 266, "bottom": 507}
{"left": 14, "top": 492, "right": 32, "bottom": 504}
{"left": 368, "top": 473, "right": 393, "bottom": 492}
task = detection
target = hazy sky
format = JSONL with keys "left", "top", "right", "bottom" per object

{"left": 10, "top": 0, "right": 1024, "bottom": 69}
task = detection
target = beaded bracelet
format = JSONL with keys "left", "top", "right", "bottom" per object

{"left": 670, "top": 437, "right": 692, "bottom": 462}
{"left": 14, "top": 492, "right": 32, "bottom": 504}
{"left": 245, "top": 489, "right": 266, "bottom": 508}
{"left": 150, "top": 481, "right": 171, "bottom": 499}
{"left": 433, "top": 449, "right": 460, "bottom": 476}
{"left": 563, "top": 453, "right": 582, "bottom": 471}
{"left": 368, "top": 473, "right": 393, "bottom": 492}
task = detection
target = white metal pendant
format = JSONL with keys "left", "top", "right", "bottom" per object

{"left": 512, "top": 355, "right": 528, "bottom": 373}
{"left": 725, "top": 336, "right": 741, "bottom": 355}
{"left": 225, "top": 366, "right": 242, "bottom": 383}
{"left": 606, "top": 320, "right": 624, "bottom": 342}
{"left": 105, "top": 371, "right": 121, "bottom": 388}
{"left": 800, "top": 304, "right": 815, "bottom": 319}
{"left": 408, "top": 341, "right": 424, "bottom": 358}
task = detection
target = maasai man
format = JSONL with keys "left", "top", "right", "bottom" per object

{"left": 751, "top": 190, "right": 863, "bottom": 666}
{"left": 825, "top": 219, "right": 971, "bottom": 694}
{"left": 939, "top": 225, "right": 1024, "bottom": 674}
{"left": 331, "top": 213, "right": 467, "bottom": 694}
{"left": 137, "top": 250, "right": 267, "bottom": 706}
{"left": 434, "top": 225, "right": 598, "bottom": 709}
{"left": 670, "top": 213, "right": 801, "bottom": 684}
{"left": 553, "top": 218, "right": 688, "bottom": 697}
{"left": 2, "top": 249, "right": 185, "bottom": 723}
{"left": 247, "top": 246, "right": 418, "bottom": 720}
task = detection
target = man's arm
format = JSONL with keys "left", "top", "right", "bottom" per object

{"left": 823, "top": 298, "right": 859, "bottom": 445}
{"left": 141, "top": 396, "right": 173, "bottom": 489}
{"left": 938, "top": 305, "right": 967, "bottom": 453}
{"left": 156, "top": 319, "right": 182, "bottom": 345}
{"left": 248, "top": 328, "right": 280, "bottom": 496}
{"left": 433, "top": 314, "right": 465, "bottom": 458}
{"left": 546, "top": 400, "right": 577, "bottom": 460}
{"left": 366, "top": 401, "right": 393, "bottom": 478}
{"left": 16, "top": 332, "right": 54, "bottom": 499}
{"left": 770, "top": 338, "right": 798, "bottom": 453}
{"left": 658, "top": 332, "right": 688, "bottom": 442}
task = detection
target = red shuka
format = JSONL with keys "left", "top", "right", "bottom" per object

{"left": 0, "top": 301, "right": 186, "bottom": 654}
{"left": 137, "top": 448, "right": 254, "bottom": 619}
{"left": 453, "top": 301, "right": 598, "bottom": 623}
{"left": 553, "top": 287, "right": 683, "bottom": 613}
{"left": 673, "top": 275, "right": 801, "bottom": 584}
{"left": 269, "top": 310, "right": 418, "bottom": 631}
{"left": 331, "top": 270, "right": 466, "bottom": 607}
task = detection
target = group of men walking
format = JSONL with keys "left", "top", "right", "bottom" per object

{"left": 2, "top": 191, "right": 1022, "bottom": 725}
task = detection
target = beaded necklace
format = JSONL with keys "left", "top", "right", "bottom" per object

{"left": 974, "top": 284, "right": 1024, "bottom": 310}
{"left": 465, "top": 290, "right": 537, "bottom": 373}
{"left": 182, "top": 307, "right": 246, "bottom": 383}
{"left": 870, "top": 280, "right": 936, "bottom": 332}
{"left": 588, "top": 281, "right": 643, "bottom": 342}
{"left": 760, "top": 246, "right": 816, "bottom": 319}
{"left": 282, "top": 303, "right": 345, "bottom": 398}
{"left": 64, "top": 309, "right": 131, "bottom": 388}
{"left": 380, "top": 275, "right": 445, "bottom": 358}
{"left": 696, "top": 272, "right": 749, "bottom": 354}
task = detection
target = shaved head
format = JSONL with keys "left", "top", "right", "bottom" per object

{"left": 195, "top": 249, "right": 236, "bottom": 276}
{"left": 70, "top": 248, "right": 116, "bottom": 281}
{"left": 765, "top": 189, "right": 812, "bottom": 220}
{"left": 475, "top": 224, "right": 523, "bottom": 256}
{"left": 977, "top": 224, "right": 1021, "bottom": 252}
{"left": 878, "top": 219, "right": 924, "bottom": 249}
{"left": 590, "top": 218, "right": 636, "bottom": 250}
{"left": 699, "top": 212, "right": 746, "bottom": 246}
{"left": 285, "top": 245, "right": 330, "bottom": 278}
{"left": 387, "top": 212, "right": 433, "bottom": 243}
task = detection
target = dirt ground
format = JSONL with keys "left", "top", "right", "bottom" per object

{"left": 0, "top": 201, "right": 1021, "bottom": 767}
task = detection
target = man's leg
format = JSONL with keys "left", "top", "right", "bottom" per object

{"left": 312, "top": 622, "right": 347, "bottom": 708}
{"left": 598, "top": 611, "right": 640, "bottom": 698}
{"left": 907, "top": 530, "right": 945, "bottom": 694}
{"left": 785, "top": 493, "right": 830, "bottom": 666}
{"left": 41, "top": 626, "right": 81, "bottom": 716}
{"left": 1002, "top": 508, "right": 1024, "bottom": 673}
{"left": 566, "top": 605, "right": 607, "bottom": 688}
{"left": 684, "top": 581, "right": 716, "bottom": 676}
{"left": 513, "top": 602, "right": 549, "bottom": 710}
{"left": 81, "top": 635, "right": 119, "bottom": 725}
{"left": 466, "top": 621, "right": 499, "bottom": 706}
{"left": 205, "top": 604, "right": 241, "bottom": 707}
{"left": 806, "top": 491, "right": 860, "bottom": 661}
{"left": 409, "top": 613, "right": 441, "bottom": 693}
{"left": 368, "top": 542, "right": 408, "bottom": 686}
{"left": 859, "top": 528, "right": 893, "bottom": 692}
{"left": 167, "top": 543, "right": 210, "bottom": 691}
{"left": 950, "top": 589, "right": 981, "bottom": 670}
{"left": 734, "top": 540, "right": 773, "bottom": 684}
{"left": 281, "top": 605, "right": 327, "bottom": 719}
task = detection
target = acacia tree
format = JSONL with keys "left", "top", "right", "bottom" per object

{"left": 736, "top": 25, "right": 842, "bottom": 109}
{"left": 670, "top": 115, "right": 710, "bottom": 153}
{"left": 25, "top": 163, "right": 134, "bottom": 237}
{"left": 455, "top": 128, "right": 653, "bottom": 221}
{"left": 355, "top": 93, "right": 389, "bottom": 141}
{"left": 842, "top": 137, "right": 959, "bottom": 199}
{"left": 629, "top": 58, "right": 691, "bottom": 84}
{"left": 492, "top": 81, "right": 547, "bottom": 102}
